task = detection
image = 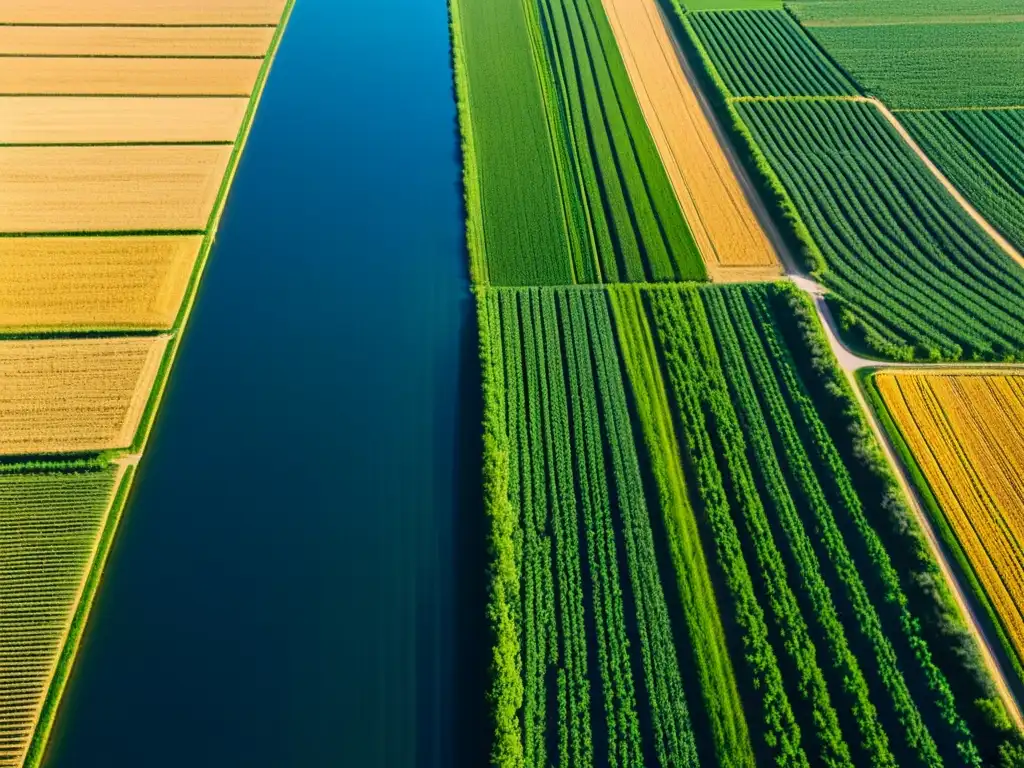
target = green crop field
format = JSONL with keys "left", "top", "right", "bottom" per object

{"left": 791, "top": 0, "right": 1024, "bottom": 25}
{"left": 682, "top": 0, "right": 781, "bottom": 9}
{"left": 901, "top": 109, "right": 1024, "bottom": 253}
{"left": 479, "top": 283, "right": 1024, "bottom": 766}
{"left": 733, "top": 99, "right": 1024, "bottom": 361}
{"left": 452, "top": 0, "right": 705, "bottom": 285}
{"left": 687, "top": 10, "right": 857, "bottom": 97}
{"left": 0, "top": 468, "right": 120, "bottom": 768}
{"left": 803, "top": 22, "right": 1024, "bottom": 109}
{"left": 451, "top": 0, "right": 573, "bottom": 285}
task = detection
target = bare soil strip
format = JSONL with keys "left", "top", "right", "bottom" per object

{"left": 0, "top": 0, "right": 288, "bottom": 26}
{"left": 0, "top": 235, "right": 202, "bottom": 330}
{"left": 0, "top": 96, "right": 247, "bottom": 143}
{"left": 0, "top": 56, "right": 261, "bottom": 95}
{"left": 0, "top": 335, "right": 169, "bottom": 455}
{"left": 599, "top": 0, "right": 780, "bottom": 277}
{"left": 0, "top": 25, "right": 274, "bottom": 56}
{"left": 0, "top": 144, "right": 232, "bottom": 232}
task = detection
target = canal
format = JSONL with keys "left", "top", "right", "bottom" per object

{"left": 44, "top": 0, "right": 486, "bottom": 764}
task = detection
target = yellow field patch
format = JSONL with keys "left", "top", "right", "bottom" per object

{"left": 0, "top": 335, "right": 168, "bottom": 455}
{"left": 0, "top": 0, "right": 288, "bottom": 25}
{"left": 0, "top": 97, "right": 248, "bottom": 144}
{"left": 0, "top": 57, "right": 261, "bottom": 96}
{"left": 0, "top": 25, "right": 274, "bottom": 56}
{"left": 0, "top": 235, "right": 202, "bottom": 330}
{"left": 0, "top": 144, "right": 232, "bottom": 232}
{"left": 599, "top": 0, "right": 779, "bottom": 275}
{"left": 877, "top": 372, "right": 1024, "bottom": 666}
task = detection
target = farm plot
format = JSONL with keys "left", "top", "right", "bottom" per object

{"left": 0, "top": 235, "right": 202, "bottom": 331}
{"left": 734, "top": 99, "right": 1024, "bottom": 361}
{"left": 480, "top": 287, "right": 702, "bottom": 767}
{"left": 0, "top": 57, "right": 262, "bottom": 97}
{"left": 534, "top": 0, "right": 704, "bottom": 283}
{"left": 0, "top": 336, "right": 167, "bottom": 455}
{"left": 0, "top": 26, "right": 274, "bottom": 57}
{"left": 0, "top": 97, "right": 248, "bottom": 145}
{"left": 0, "top": 467, "right": 124, "bottom": 768}
{"left": 900, "top": 109, "right": 1024, "bottom": 254}
{"left": 450, "top": 0, "right": 573, "bottom": 284}
{"left": 0, "top": 0, "right": 289, "bottom": 25}
{"left": 598, "top": 0, "right": 777, "bottom": 280}
{"left": 790, "top": 0, "right": 1024, "bottom": 25}
{"left": 873, "top": 372, "right": 1024, "bottom": 682}
{"left": 686, "top": 10, "right": 857, "bottom": 97}
{"left": 799, "top": 22, "right": 1024, "bottom": 109}
{"left": 0, "top": 145, "right": 232, "bottom": 233}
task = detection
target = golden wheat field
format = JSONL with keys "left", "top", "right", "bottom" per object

{"left": 0, "top": 0, "right": 288, "bottom": 25}
{"left": 0, "top": 235, "right": 202, "bottom": 330}
{"left": 0, "top": 467, "right": 124, "bottom": 768}
{"left": 0, "top": 57, "right": 262, "bottom": 97}
{"left": 0, "top": 336, "right": 168, "bottom": 455}
{"left": 0, "top": 25, "right": 274, "bottom": 57}
{"left": 0, "top": 145, "right": 232, "bottom": 232}
{"left": 877, "top": 372, "right": 1024, "bottom": 664}
{"left": 598, "top": 0, "right": 779, "bottom": 279}
{"left": 0, "top": 97, "right": 248, "bottom": 144}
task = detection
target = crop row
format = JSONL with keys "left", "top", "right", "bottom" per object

{"left": 901, "top": 109, "right": 1024, "bottom": 255}
{"left": 0, "top": 469, "right": 119, "bottom": 768}
{"left": 734, "top": 99, "right": 1024, "bottom": 361}
{"left": 617, "top": 283, "right": 988, "bottom": 766}
{"left": 479, "top": 287, "right": 698, "bottom": 767}
{"left": 687, "top": 10, "right": 856, "bottom": 98}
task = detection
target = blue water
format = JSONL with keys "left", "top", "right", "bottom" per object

{"left": 44, "top": 0, "right": 486, "bottom": 765}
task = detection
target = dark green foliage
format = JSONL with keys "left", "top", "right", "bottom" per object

{"left": 901, "top": 109, "right": 1024, "bottom": 254}
{"left": 735, "top": 99, "right": 1024, "bottom": 361}
{"left": 688, "top": 10, "right": 856, "bottom": 97}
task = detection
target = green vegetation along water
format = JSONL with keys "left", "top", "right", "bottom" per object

{"left": 41, "top": 0, "right": 486, "bottom": 765}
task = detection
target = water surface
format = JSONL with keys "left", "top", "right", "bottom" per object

{"left": 45, "top": 0, "right": 485, "bottom": 764}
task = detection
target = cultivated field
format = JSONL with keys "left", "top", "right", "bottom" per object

{"left": 453, "top": 0, "right": 705, "bottom": 284}
{"left": 0, "top": 145, "right": 232, "bottom": 233}
{"left": 0, "top": 97, "right": 248, "bottom": 145}
{"left": 875, "top": 372, "right": 1024, "bottom": 676}
{"left": 803, "top": 22, "right": 1024, "bottom": 109}
{"left": 0, "top": 0, "right": 289, "bottom": 25}
{"left": 0, "top": 26, "right": 274, "bottom": 57}
{"left": 479, "top": 282, "right": 1015, "bottom": 767}
{"left": 0, "top": 235, "right": 202, "bottom": 330}
{"left": 687, "top": 10, "right": 856, "bottom": 97}
{"left": 0, "top": 467, "right": 122, "bottom": 768}
{"left": 600, "top": 0, "right": 778, "bottom": 280}
{"left": 0, "top": 57, "right": 261, "bottom": 97}
{"left": 901, "top": 109, "right": 1024, "bottom": 253}
{"left": 0, "top": 336, "right": 167, "bottom": 455}
{"left": 734, "top": 99, "right": 1024, "bottom": 361}
{"left": 791, "top": 0, "right": 1024, "bottom": 25}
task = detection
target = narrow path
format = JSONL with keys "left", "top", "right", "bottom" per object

{"left": 869, "top": 97, "right": 1024, "bottom": 270}
{"left": 654, "top": 1, "right": 1024, "bottom": 732}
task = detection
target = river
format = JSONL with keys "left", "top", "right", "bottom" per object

{"left": 44, "top": 0, "right": 485, "bottom": 764}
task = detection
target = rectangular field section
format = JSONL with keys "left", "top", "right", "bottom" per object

{"left": 599, "top": 0, "right": 777, "bottom": 280}
{"left": 0, "top": 0, "right": 289, "bottom": 25}
{"left": 0, "top": 145, "right": 232, "bottom": 232}
{"left": 0, "top": 336, "right": 168, "bottom": 455}
{"left": 0, "top": 25, "right": 274, "bottom": 56}
{"left": 686, "top": 10, "right": 857, "bottom": 97}
{"left": 735, "top": 99, "right": 1024, "bottom": 361}
{"left": 900, "top": 109, "right": 1024, "bottom": 254}
{"left": 0, "top": 57, "right": 262, "bottom": 97}
{"left": 875, "top": 372, "right": 1024, "bottom": 677}
{"left": 0, "top": 467, "right": 124, "bottom": 768}
{"left": 0, "top": 97, "right": 248, "bottom": 144}
{"left": 0, "top": 235, "right": 202, "bottom": 331}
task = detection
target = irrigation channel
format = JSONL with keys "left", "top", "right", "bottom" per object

{"left": 41, "top": 0, "right": 487, "bottom": 765}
